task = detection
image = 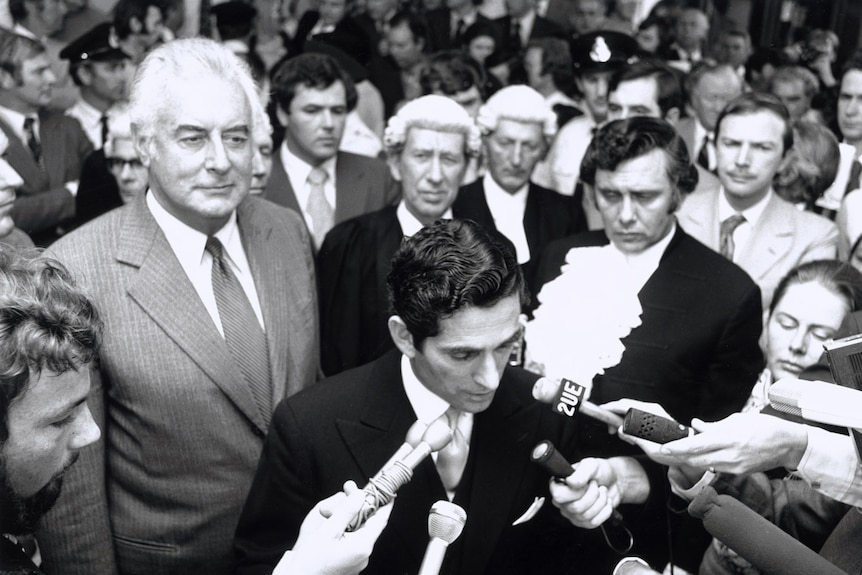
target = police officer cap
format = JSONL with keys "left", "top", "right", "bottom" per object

{"left": 211, "top": 1, "right": 258, "bottom": 24}
{"left": 571, "top": 31, "right": 638, "bottom": 72}
{"left": 60, "top": 22, "right": 129, "bottom": 63}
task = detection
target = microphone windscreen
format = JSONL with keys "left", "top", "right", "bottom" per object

{"left": 428, "top": 501, "right": 467, "bottom": 544}
{"left": 622, "top": 409, "right": 693, "bottom": 444}
{"left": 689, "top": 486, "right": 848, "bottom": 575}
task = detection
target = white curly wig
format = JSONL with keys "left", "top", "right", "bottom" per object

{"left": 383, "top": 95, "right": 482, "bottom": 158}
{"left": 475, "top": 85, "right": 557, "bottom": 140}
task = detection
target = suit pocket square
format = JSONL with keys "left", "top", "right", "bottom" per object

{"left": 512, "top": 496, "right": 545, "bottom": 526}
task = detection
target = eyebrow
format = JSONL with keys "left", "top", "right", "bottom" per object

{"left": 42, "top": 394, "right": 89, "bottom": 423}
{"left": 441, "top": 326, "right": 523, "bottom": 354}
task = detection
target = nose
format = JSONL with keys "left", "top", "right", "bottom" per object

{"left": 734, "top": 142, "right": 751, "bottom": 167}
{"left": 251, "top": 149, "right": 265, "bottom": 177}
{"left": 618, "top": 193, "right": 636, "bottom": 225}
{"left": 321, "top": 109, "right": 334, "bottom": 129}
{"left": 847, "top": 97, "right": 861, "bottom": 118}
{"left": 0, "top": 161, "right": 23, "bottom": 188}
{"left": 427, "top": 153, "right": 443, "bottom": 183}
{"left": 120, "top": 161, "right": 135, "bottom": 178}
{"left": 69, "top": 406, "right": 101, "bottom": 451}
{"left": 788, "top": 328, "right": 810, "bottom": 356}
{"left": 511, "top": 141, "right": 523, "bottom": 167}
{"left": 44, "top": 68, "right": 58, "bottom": 86}
{"left": 596, "top": 76, "right": 609, "bottom": 97}
{"left": 473, "top": 352, "right": 502, "bottom": 391}
{"left": 205, "top": 137, "right": 230, "bottom": 173}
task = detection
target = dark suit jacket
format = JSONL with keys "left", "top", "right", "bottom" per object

{"left": 0, "top": 110, "right": 93, "bottom": 245}
{"left": 492, "top": 13, "right": 565, "bottom": 60}
{"left": 535, "top": 225, "right": 764, "bottom": 571}
{"left": 452, "top": 179, "right": 586, "bottom": 304}
{"left": 36, "top": 194, "right": 319, "bottom": 575}
{"left": 263, "top": 150, "right": 399, "bottom": 231}
{"left": 316, "top": 204, "right": 403, "bottom": 376}
{"left": 234, "top": 349, "right": 588, "bottom": 575}
{"left": 73, "top": 149, "right": 123, "bottom": 228}
{"left": 424, "top": 8, "right": 492, "bottom": 52}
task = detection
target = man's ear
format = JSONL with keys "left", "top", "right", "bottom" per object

{"left": 388, "top": 316, "right": 417, "bottom": 358}
{"left": 664, "top": 106, "right": 681, "bottom": 126}
{"left": 275, "top": 105, "right": 289, "bottom": 128}
{"left": 0, "top": 69, "right": 15, "bottom": 90}
{"left": 129, "top": 16, "right": 143, "bottom": 33}
{"left": 386, "top": 154, "right": 402, "bottom": 182}
{"left": 130, "top": 123, "right": 152, "bottom": 167}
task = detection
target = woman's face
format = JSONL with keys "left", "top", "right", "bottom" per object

{"left": 766, "top": 281, "right": 849, "bottom": 380}
{"left": 0, "top": 132, "right": 24, "bottom": 238}
{"left": 468, "top": 35, "right": 495, "bottom": 65}
{"left": 636, "top": 24, "right": 660, "bottom": 53}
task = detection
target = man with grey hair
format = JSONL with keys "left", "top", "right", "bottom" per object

{"left": 316, "top": 94, "right": 483, "bottom": 376}
{"left": 453, "top": 84, "right": 586, "bottom": 302}
{"left": 36, "top": 38, "right": 318, "bottom": 575}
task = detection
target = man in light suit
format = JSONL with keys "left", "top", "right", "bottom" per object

{"left": 677, "top": 92, "right": 838, "bottom": 310}
{"left": 35, "top": 39, "right": 318, "bottom": 575}
{"left": 265, "top": 52, "right": 399, "bottom": 250}
{"left": 0, "top": 30, "right": 93, "bottom": 246}
{"left": 235, "top": 218, "right": 640, "bottom": 574}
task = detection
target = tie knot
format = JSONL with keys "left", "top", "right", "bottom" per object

{"left": 445, "top": 407, "right": 462, "bottom": 430}
{"left": 205, "top": 236, "right": 225, "bottom": 261}
{"left": 308, "top": 166, "right": 328, "bottom": 186}
{"left": 721, "top": 214, "right": 746, "bottom": 235}
{"left": 24, "top": 116, "right": 35, "bottom": 130}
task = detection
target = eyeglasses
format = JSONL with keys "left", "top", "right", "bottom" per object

{"left": 106, "top": 157, "right": 143, "bottom": 170}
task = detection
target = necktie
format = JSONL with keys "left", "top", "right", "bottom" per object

{"left": 306, "top": 166, "right": 333, "bottom": 250}
{"left": 696, "top": 134, "right": 711, "bottom": 173}
{"left": 846, "top": 160, "right": 862, "bottom": 196}
{"left": 199, "top": 0, "right": 211, "bottom": 37}
{"left": 510, "top": 20, "right": 522, "bottom": 52}
{"left": 453, "top": 18, "right": 465, "bottom": 42}
{"left": 100, "top": 115, "right": 110, "bottom": 149}
{"left": 719, "top": 214, "right": 746, "bottom": 261}
{"left": 206, "top": 237, "right": 273, "bottom": 423}
{"left": 436, "top": 408, "right": 469, "bottom": 495}
{"left": 23, "top": 116, "right": 41, "bottom": 163}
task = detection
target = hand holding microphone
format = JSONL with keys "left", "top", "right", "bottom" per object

{"left": 347, "top": 419, "right": 452, "bottom": 532}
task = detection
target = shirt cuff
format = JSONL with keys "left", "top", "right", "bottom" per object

{"left": 669, "top": 469, "right": 716, "bottom": 501}
{"left": 794, "top": 425, "right": 858, "bottom": 502}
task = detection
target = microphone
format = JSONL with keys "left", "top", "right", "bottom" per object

{"left": 532, "top": 377, "right": 625, "bottom": 429}
{"left": 621, "top": 408, "right": 696, "bottom": 444}
{"left": 689, "top": 485, "right": 848, "bottom": 575}
{"left": 371, "top": 420, "right": 428, "bottom": 482}
{"left": 347, "top": 419, "right": 452, "bottom": 531}
{"left": 768, "top": 377, "right": 862, "bottom": 429}
{"left": 417, "top": 500, "right": 467, "bottom": 575}
{"left": 531, "top": 440, "right": 624, "bottom": 524}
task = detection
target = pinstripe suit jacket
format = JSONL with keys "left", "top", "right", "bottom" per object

{"left": 36, "top": 193, "right": 319, "bottom": 575}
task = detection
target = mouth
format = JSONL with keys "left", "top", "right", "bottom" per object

{"left": 776, "top": 360, "right": 804, "bottom": 374}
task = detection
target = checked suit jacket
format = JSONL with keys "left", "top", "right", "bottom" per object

{"left": 36, "top": 194, "right": 319, "bottom": 575}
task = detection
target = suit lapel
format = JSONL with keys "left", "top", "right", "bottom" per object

{"left": 737, "top": 193, "right": 795, "bottom": 283}
{"left": 459, "top": 377, "right": 540, "bottom": 574}
{"left": 119, "top": 197, "right": 269, "bottom": 432}
{"left": 0, "top": 115, "right": 48, "bottom": 191}
{"left": 453, "top": 180, "right": 496, "bottom": 229}
{"left": 523, "top": 184, "right": 543, "bottom": 258}
{"left": 264, "top": 152, "right": 302, "bottom": 215}
{"left": 335, "top": 152, "right": 367, "bottom": 222}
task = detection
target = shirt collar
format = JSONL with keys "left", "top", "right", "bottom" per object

{"left": 146, "top": 190, "right": 245, "bottom": 271}
{"left": 611, "top": 219, "right": 676, "bottom": 269}
{"left": 483, "top": 172, "right": 528, "bottom": 205}
{"left": 718, "top": 186, "right": 772, "bottom": 227}
{"left": 0, "top": 106, "right": 30, "bottom": 144}
{"left": 280, "top": 141, "right": 337, "bottom": 188}
{"left": 401, "top": 354, "right": 451, "bottom": 424}
{"left": 396, "top": 200, "right": 453, "bottom": 237}
{"left": 69, "top": 98, "right": 103, "bottom": 122}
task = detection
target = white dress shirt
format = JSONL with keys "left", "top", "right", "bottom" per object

{"left": 483, "top": 173, "right": 530, "bottom": 264}
{"left": 146, "top": 191, "right": 264, "bottom": 335}
{"left": 718, "top": 188, "right": 772, "bottom": 262}
{"left": 396, "top": 201, "right": 453, "bottom": 238}
{"left": 610, "top": 220, "right": 677, "bottom": 292}
{"left": 65, "top": 98, "right": 113, "bottom": 149}
{"left": 693, "top": 120, "right": 715, "bottom": 172}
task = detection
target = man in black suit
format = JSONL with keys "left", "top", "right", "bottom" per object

{"left": 453, "top": 84, "right": 586, "bottom": 304}
{"left": 424, "top": 0, "right": 491, "bottom": 53}
{"left": 316, "top": 94, "right": 481, "bottom": 376}
{"left": 530, "top": 117, "right": 764, "bottom": 573}
{"left": 265, "top": 52, "right": 399, "bottom": 250}
{"left": 492, "top": 0, "right": 564, "bottom": 64}
{"left": 236, "top": 218, "right": 643, "bottom": 574}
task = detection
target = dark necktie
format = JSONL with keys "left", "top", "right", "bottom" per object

{"left": 100, "top": 115, "right": 110, "bottom": 149}
{"left": 719, "top": 214, "right": 746, "bottom": 261}
{"left": 23, "top": 116, "right": 41, "bottom": 163}
{"left": 199, "top": 0, "right": 211, "bottom": 37}
{"left": 845, "top": 159, "right": 862, "bottom": 196}
{"left": 696, "top": 134, "right": 711, "bottom": 173}
{"left": 510, "top": 19, "right": 522, "bottom": 52}
{"left": 453, "top": 18, "right": 465, "bottom": 42}
{"left": 206, "top": 237, "right": 273, "bottom": 423}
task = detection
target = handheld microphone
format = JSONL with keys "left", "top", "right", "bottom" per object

{"left": 371, "top": 420, "right": 428, "bottom": 482}
{"left": 531, "top": 440, "right": 624, "bottom": 524}
{"left": 532, "top": 377, "right": 625, "bottom": 429}
{"left": 347, "top": 420, "right": 452, "bottom": 532}
{"left": 768, "top": 377, "right": 862, "bottom": 429}
{"left": 417, "top": 501, "right": 467, "bottom": 575}
{"left": 621, "top": 408, "right": 696, "bottom": 444}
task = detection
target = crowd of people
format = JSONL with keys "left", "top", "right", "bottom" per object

{"left": 3, "top": 0, "right": 862, "bottom": 574}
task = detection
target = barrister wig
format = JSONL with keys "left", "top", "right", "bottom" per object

{"left": 383, "top": 95, "right": 482, "bottom": 158}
